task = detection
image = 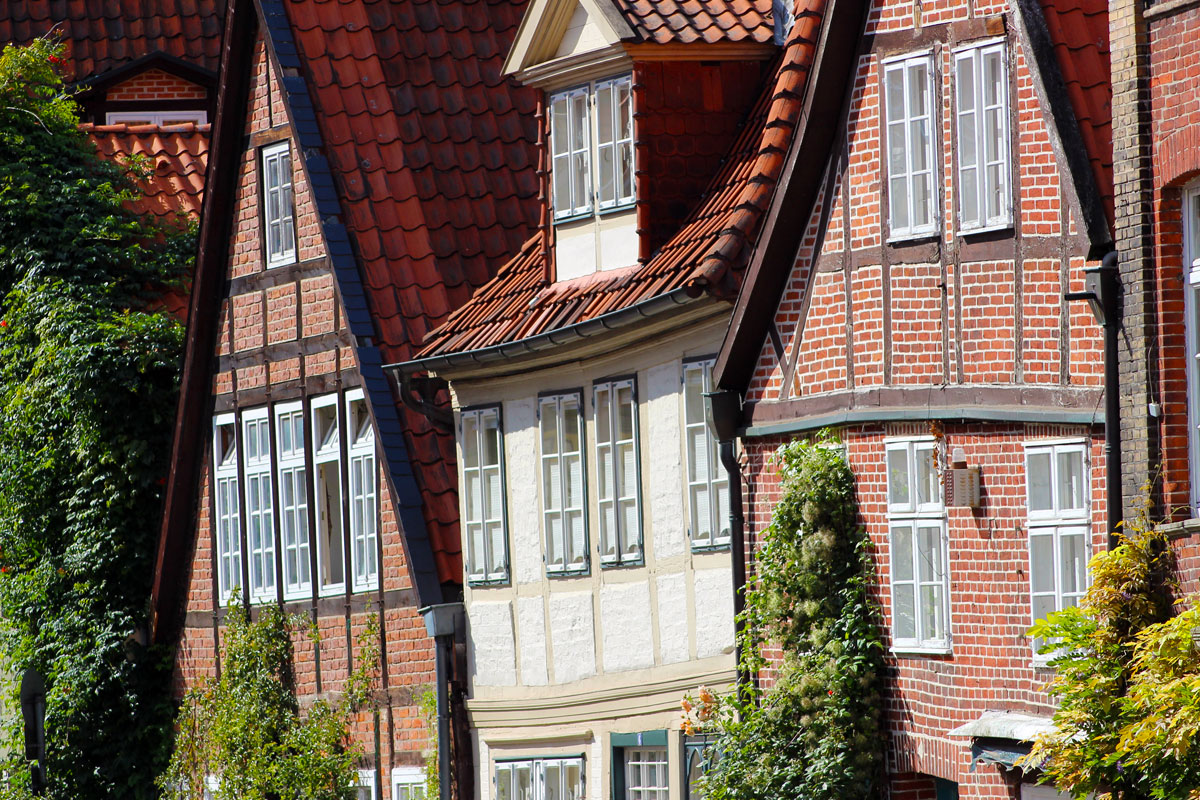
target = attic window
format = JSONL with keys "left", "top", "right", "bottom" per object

{"left": 105, "top": 110, "right": 208, "bottom": 126}
{"left": 261, "top": 140, "right": 297, "bottom": 268}
{"left": 550, "top": 75, "right": 634, "bottom": 221}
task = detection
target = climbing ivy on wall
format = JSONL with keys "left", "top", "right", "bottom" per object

{"left": 0, "top": 38, "right": 192, "bottom": 798}
{"left": 691, "top": 435, "right": 886, "bottom": 800}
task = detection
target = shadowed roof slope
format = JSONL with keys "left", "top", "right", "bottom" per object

{"left": 280, "top": 0, "right": 542, "bottom": 582}
{"left": 412, "top": 0, "right": 825, "bottom": 362}
{"left": 0, "top": 1, "right": 225, "bottom": 78}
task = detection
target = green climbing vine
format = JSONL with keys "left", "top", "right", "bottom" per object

{"left": 0, "top": 38, "right": 193, "bottom": 798}
{"left": 689, "top": 435, "right": 886, "bottom": 800}
{"left": 159, "top": 600, "right": 380, "bottom": 800}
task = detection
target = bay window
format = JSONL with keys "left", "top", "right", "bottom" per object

{"left": 886, "top": 438, "right": 949, "bottom": 651}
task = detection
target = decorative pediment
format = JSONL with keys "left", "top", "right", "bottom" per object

{"left": 503, "top": 0, "right": 635, "bottom": 79}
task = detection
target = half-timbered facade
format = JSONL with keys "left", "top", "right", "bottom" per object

{"left": 150, "top": 1, "right": 541, "bottom": 797}
{"left": 714, "top": 0, "right": 1114, "bottom": 798}
{"left": 388, "top": 1, "right": 831, "bottom": 798}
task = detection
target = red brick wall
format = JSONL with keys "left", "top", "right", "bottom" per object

{"left": 107, "top": 68, "right": 208, "bottom": 102}
{"left": 173, "top": 36, "right": 436, "bottom": 796}
{"left": 742, "top": 423, "right": 1106, "bottom": 798}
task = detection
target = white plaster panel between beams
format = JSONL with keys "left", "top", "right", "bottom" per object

{"left": 516, "top": 595, "right": 549, "bottom": 686}
{"left": 693, "top": 568, "right": 735, "bottom": 659}
{"left": 549, "top": 591, "right": 597, "bottom": 683}
{"left": 555, "top": 2, "right": 611, "bottom": 58}
{"left": 599, "top": 580, "right": 654, "bottom": 673}
{"left": 505, "top": 396, "right": 542, "bottom": 585}
{"left": 656, "top": 572, "right": 689, "bottom": 665}
{"left": 646, "top": 361, "right": 685, "bottom": 560}
{"left": 598, "top": 213, "right": 638, "bottom": 271}
{"left": 590, "top": 738, "right": 602, "bottom": 800}
{"left": 556, "top": 223, "right": 597, "bottom": 280}
{"left": 468, "top": 601, "right": 517, "bottom": 687}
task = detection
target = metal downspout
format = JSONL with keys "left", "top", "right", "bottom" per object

{"left": 422, "top": 603, "right": 464, "bottom": 800}
{"left": 707, "top": 390, "right": 750, "bottom": 692}
{"left": 1100, "top": 250, "right": 1123, "bottom": 547}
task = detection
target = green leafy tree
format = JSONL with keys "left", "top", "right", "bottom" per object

{"left": 0, "top": 37, "right": 193, "bottom": 798}
{"left": 159, "top": 601, "right": 379, "bottom": 800}
{"left": 694, "top": 436, "right": 885, "bottom": 800}
{"left": 1026, "top": 512, "right": 1177, "bottom": 800}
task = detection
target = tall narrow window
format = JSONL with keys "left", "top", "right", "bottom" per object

{"left": 955, "top": 41, "right": 1010, "bottom": 231}
{"left": 595, "top": 378, "right": 641, "bottom": 565}
{"left": 886, "top": 438, "right": 949, "bottom": 651}
{"left": 261, "top": 141, "right": 296, "bottom": 267}
{"left": 1184, "top": 185, "right": 1200, "bottom": 514}
{"left": 242, "top": 408, "right": 276, "bottom": 601}
{"left": 275, "top": 402, "right": 310, "bottom": 600}
{"left": 540, "top": 392, "right": 588, "bottom": 573}
{"left": 550, "top": 77, "right": 634, "bottom": 220}
{"left": 883, "top": 53, "right": 937, "bottom": 240}
{"left": 1026, "top": 441, "right": 1090, "bottom": 657}
{"left": 550, "top": 87, "right": 592, "bottom": 220}
{"left": 461, "top": 406, "right": 508, "bottom": 583}
{"left": 347, "top": 392, "right": 378, "bottom": 591}
{"left": 311, "top": 395, "right": 345, "bottom": 595}
{"left": 684, "top": 360, "right": 730, "bottom": 549}
{"left": 213, "top": 415, "right": 241, "bottom": 604}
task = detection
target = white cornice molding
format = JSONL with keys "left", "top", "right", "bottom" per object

{"left": 513, "top": 44, "right": 633, "bottom": 89}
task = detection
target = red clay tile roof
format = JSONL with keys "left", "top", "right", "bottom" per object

{"left": 282, "top": 0, "right": 542, "bottom": 582}
{"left": 614, "top": 0, "right": 775, "bottom": 44}
{"left": 1039, "top": 0, "right": 1113, "bottom": 234}
{"left": 415, "top": 0, "right": 824, "bottom": 359}
{"left": 83, "top": 122, "right": 210, "bottom": 223}
{"left": 0, "top": 1, "right": 225, "bottom": 79}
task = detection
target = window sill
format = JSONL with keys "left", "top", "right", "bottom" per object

{"left": 599, "top": 557, "right": 644, "bottom": 569}
{"left": 690, "top": 541, "right": 732, "bottom": 553}
{"left": 1160, "top": 517, "right": 1200, "bottom": 540}
{"left": 597, "top": 201, "right": 636, "bottom": 218}
{"left": 553, "top": 210, "right": 596, "bottom": 225}
{"left": 266, "top": 255, "right": 298, "bottom": 270}
{"left": 890, "top": 645, "right": 953, "bottom": 657}
{"left": 468, "top": 576, "right": 512, "bottom": 588}
{"left": 546, "top": 567, "right": 591, "bottom": 579}
{"left": 958, "top": 221, "right": 1013, "bottom": 238}
{"left": 886, "top": 229, "right": 939, "bottom": 246}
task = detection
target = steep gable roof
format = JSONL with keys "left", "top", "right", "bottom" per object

{"left": 714, "top": 0, "right": 1114, "bottom": 396}
{"left": 409, "top": 0, "right": 827, "bottom": 367}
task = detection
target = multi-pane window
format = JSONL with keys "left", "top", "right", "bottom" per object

{"left": 1184, "top": 186, "right": 1200, "bottom": 514}
{"left": 1025, "top": 441, "right": 1090, "bottom": 656}
{"left": 495, "top": 758, "right": 583, "bottom": 800}
{"left": 105, "top": 110, "right": 209, "bottom": 126}
{"left": 954, "top": 41, "right": 1010, "bottom": 231}
{"left": 624, "top": 748, "right": 668, "bottom": 800}
{"left": 347, "top": 393, "right": 379, "bottom": 592}
{"left": 242, "top": 408, "right": 277, "bottom": 601}
{"left": 212, "top": 415, "right": 242, "bottom": 603}
{"left": 392, "top": 767, "right": 426, "bottom": 800}
{"left": 354, "top": 769, "right": 376, "bottom": 800}
{"left": 461, "top": 407, "right": 508, "bottom": 583}
{"left": 883, "top": 53, "right": 937, "bottom": 239}
{"left": 550, "top": 76, "right": 634, "bottom": 220}
{"left": 886, "top": 439, "right": 949, "bottom": 651}
{"left": 261, "top": 141, "right": 296, "bottom": 267}
{"left": 540, "top": 393, "right": 588, "bottom": 573}
{"left": 684, "top": 360, "right": 730, "bottom": 549}
{"left": 595, "top": 378, "right": 641, "bottom": 565}
{"left": 276, "top": 402, "right": 310, "bottom": 600}
{"left": 312, "top": 395, "right": 346, "bottom": 595}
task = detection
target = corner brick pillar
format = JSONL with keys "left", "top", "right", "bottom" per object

{"left": 1111, "top": 0, "right": 1160, "bottom": 517}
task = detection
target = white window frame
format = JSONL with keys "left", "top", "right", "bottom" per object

{"left": 354, "top": 768, "right": 377, "bottom": 800}
{"left": 683, "top": 359, "right": 730, "bottom": 549}
{"left": 549, "top": 75, "right": 635, "bottom": 221}
{"left": 885, "top": 437, "right": 950, "bottom": 653}
{"left": 105, "top": 110, "right": 209, "bottom": 126}
{"left": 241, "top": 407, "right": 277, "bottom": 602}
{"left": 311, "top": 393, "right": 346, "bottom": 597}
{"left": 392, "top": 766, "right": 426, "bottom": 800}
{"left": 346, "top": 390, "right": 379, "bottom": 593}
{"left": 594, "top": 377, "right": 642, "bottom": 566}
{"left": 275, "top": 400, "right": 311, "bottom": 601}
{"left": 1184, "top": 184, "right": 1200, "bottom": 515}
{"left": 539, "top": 392, "right": 589, "bottom": 574}
{"left": 495, "top": 757, "right": 584, "bottom": 800}
{"left": 1024, "top": 439, "right": 1091, "bottom": 661}
{"left": 954, "top": 39, "right": 1011, "bottom": 232}
{"left": 261, "top": 140, "right": 296, "bottom": 268}
{"left": 883, "top": 52, "right": 938, "bottom": 241}
{"left": 212, "top": 414, "right": 242, "bottom": 605}
{"left": 460, "top": 406, "right": 509, "bottom": 583}
{"left": 624, "top": 747, "right": 669, "bottom": 800}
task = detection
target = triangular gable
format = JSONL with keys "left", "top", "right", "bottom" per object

{"left": 504, "top": 0, "right": 635, "bottom": 75}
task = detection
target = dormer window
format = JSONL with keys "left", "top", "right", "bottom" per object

{"left": 550, "top": 75, "right": 634, "bottom": 221}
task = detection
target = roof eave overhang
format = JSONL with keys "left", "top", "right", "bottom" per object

{"left": 514, "top": 44, "right": 634, "bottom": 89}
{"left": 389, "top": 287, "right": 719, "bottom": 381}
